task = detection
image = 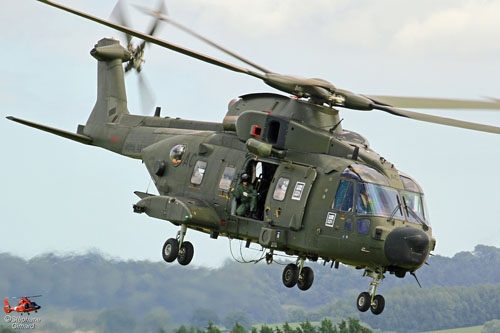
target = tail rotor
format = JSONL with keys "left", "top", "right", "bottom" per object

{"left": 4, "top": 298, "right": 11, "bottom": 314}
{"left": 110, "top": 0, "right": 166, "bottom": 114}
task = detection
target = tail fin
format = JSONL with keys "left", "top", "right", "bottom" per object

{"left": 7, "top": 38, "right": 132, "bottom": 154}
{"left": 4, "top": 298, "right": 11, "bottom": 313}
{"left": 83, "top": 38, "right": 131, "bottom": 137}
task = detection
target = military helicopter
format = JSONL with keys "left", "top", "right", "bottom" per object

{"left": 3, "top": 296, "right": 42, "bottom": 315}
{"left": 7, "top": 0, "right": 500, "bottom": 315}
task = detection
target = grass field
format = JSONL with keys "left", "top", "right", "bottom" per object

{"left": 424, "top": 325, "right": 483, "bottom": 333}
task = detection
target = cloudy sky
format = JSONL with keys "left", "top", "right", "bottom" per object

{"left": 2, "top": 0, "right": 500, "bottom": 268}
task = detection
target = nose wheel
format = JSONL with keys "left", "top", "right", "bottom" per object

{"left": 356, "top": 270, "right": 385, "bottom": 315}
{"left": 281, "top": 258, "right": 314, "bottom": 291}
{"left": 162, "top": 224, "right": 195, "bottom": 266}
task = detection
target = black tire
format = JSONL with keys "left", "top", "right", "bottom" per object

{"left": 356, "top": 292, "right": 371, "bottom": 312}
{"left": 395, "top": 270, "right": 406, "bottom": 278}
{"left": 297, "top": 266, "right": 314, "bottom": 291}
{"left": 282, "top": 264, "right": 299, "bottom": 288}
{"left": 162, "top": 238, "right": 179, "bottom": 263}
{"left": 177, "top": 241, "right": 194, "bottom": 266}
{"left": 370, "top": 294, "right": 385, "bottom": 315}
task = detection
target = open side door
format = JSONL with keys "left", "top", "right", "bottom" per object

{"left": 265, "top": 163, "right": 317, "bottom": 230}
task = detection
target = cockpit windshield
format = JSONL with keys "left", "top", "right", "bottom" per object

{"left": 356, "top": 183, "right": 403, "bottom": 219}
{"left": 400, "top": 175, "right": 429, "bottom": 225}
{"left": 335, "top": 165, "right": 430, "bottom": 224}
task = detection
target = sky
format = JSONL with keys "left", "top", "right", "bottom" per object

{"left": 1, "top": 0, "right": 500, "bottom": 268}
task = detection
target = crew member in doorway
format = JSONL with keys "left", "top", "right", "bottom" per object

{"left": 233, "top": 173, "right": 257, "bottom": 217}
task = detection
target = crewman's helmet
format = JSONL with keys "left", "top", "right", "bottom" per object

{"left": 241, "top": 173, "right": 249, "bottom": 181}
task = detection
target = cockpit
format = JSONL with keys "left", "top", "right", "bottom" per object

{"left": 333, "top": 164, "right": 430, "bottom": 226}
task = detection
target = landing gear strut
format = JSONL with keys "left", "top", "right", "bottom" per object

{"left": 162, "top": 224, "right": 195, "bottom": 266}
{"left": 281, "top": 258, "right": 314, "bottom": 291}
{"left": 356, "top": 270, "right": 385, "bottom": 315}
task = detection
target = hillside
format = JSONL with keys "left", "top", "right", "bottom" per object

{"left": 2, "top": 245, "right": 500, "bottom": 332}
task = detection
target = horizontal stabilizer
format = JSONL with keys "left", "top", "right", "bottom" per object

{"left": 133, "top": 195, "right": 220, "bottom": 226}
{"left": 134, "top": 191, "right": 155, "bottom": 199}
{"left": 6, "top": 116, "right": 92, "bottom": 145}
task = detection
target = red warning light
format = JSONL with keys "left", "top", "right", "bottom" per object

{"left": 252, "top": 126, "right": 262, "bottom": 136}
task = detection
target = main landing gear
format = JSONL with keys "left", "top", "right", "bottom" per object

{"left": 162, "top": 224, "right": 194, "bottom": 266}
{"left": 281, "top": 258, "right": 314, "bottom": 291}
{"left": 356, "top": 270, "right": 385, "bottom": 315}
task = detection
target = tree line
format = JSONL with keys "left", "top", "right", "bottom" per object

{"left": 1, "top": 245, "right": 500, "bottom": 332}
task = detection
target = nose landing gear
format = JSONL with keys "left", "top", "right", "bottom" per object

{"left": 281, "top": 258, "right": 315, "bottom": 291}
{"left": 356, "top": 270, "right": 385, "bottom": 315}
{"left": 162, "top": 224, "right": 195, "bottom": 266}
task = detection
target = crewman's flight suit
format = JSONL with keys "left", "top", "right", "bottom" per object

{"left": 233, "top": 182, "right": 257, "bottom": 217}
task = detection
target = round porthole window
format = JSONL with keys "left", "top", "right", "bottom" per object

{"left": 170, "top": 144, "right": 186, "bottom": 166}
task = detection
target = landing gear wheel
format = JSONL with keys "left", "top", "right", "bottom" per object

{"left": 356, "top": 292, "right": 371, "bottom": 312}
{"left": 282, "top": 264, "right": 299, "bottom": 288}
{"left": 395, "top": 270, "right": 406, "bottom": 278}
{"left": 370, "top": 294, "right": 385, "bottom": 315}
{"left": 162, "top": 238, "right": 179, "bottom": 263}
{"left": 177, "top": 241, "right": 194, "bottom": 266}
{"left": 297, "top": 266, "right": 314, "bottom": 291}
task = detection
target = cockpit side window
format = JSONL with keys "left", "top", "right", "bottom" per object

{"left": 332, "top": 179, "right": 354, "bottom": 212}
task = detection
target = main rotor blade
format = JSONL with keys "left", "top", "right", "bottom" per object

{"left": 373, "top": 104, "right": 500, "bottom": 134}
{"left": 37, "top": 0, "right": 265, "bottom": 80}
{"left": 366, "top": 95, "right": 500, "bottom": 110}
{"left": 134, "top": 4, "right": 272, "bottom": 74}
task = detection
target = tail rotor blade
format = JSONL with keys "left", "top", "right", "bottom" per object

{"left": 138, "top": 0, "right": 167, "bottom": 52}
{"left": 138, "top": 73, "right": 156, "bottom": 115}
{"left": 110, "top": 0, "right": 133, "bottom": 47}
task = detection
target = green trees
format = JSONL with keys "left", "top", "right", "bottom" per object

{"left": 191, "top": 308, "right": 220, "bottom": 328}
{"left": 482, "top": 320, "right": 500, "bottom": 333}
{"left": 173, "top": 318, "right": 371, "bottom": 333}
{"left": 223, "top": 312, "right": 252, "bottom": 331}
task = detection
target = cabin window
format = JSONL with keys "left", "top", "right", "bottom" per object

{"left": 345, "top": 219, "right": 353, "bottom": 231}
{"left": 170, "top": 144, "right": 186, "bottom": 166}
{"left": 273, "top": 177, "right": 290, "bottom": 201}
{"left": 219, "top": 166, "right": 236, "bottom": 191}
{"left": 332, "top": 179, "right": 354, "bottom": 212}
{"left": 191, "top": 160, "right": 207, "bottom": 185}
{"left": 357, "top": 218, "right": 371, "bottom": 234}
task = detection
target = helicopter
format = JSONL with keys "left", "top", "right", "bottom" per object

{"left": 6, "top": 0, "right": 500, "bottom": 315}
{"left": 3, "top": 295, "right": 42, "bottom": 315}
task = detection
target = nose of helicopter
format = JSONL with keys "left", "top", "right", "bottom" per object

{"left": 384, "top": 227, "right": 430, "bottom": 269}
